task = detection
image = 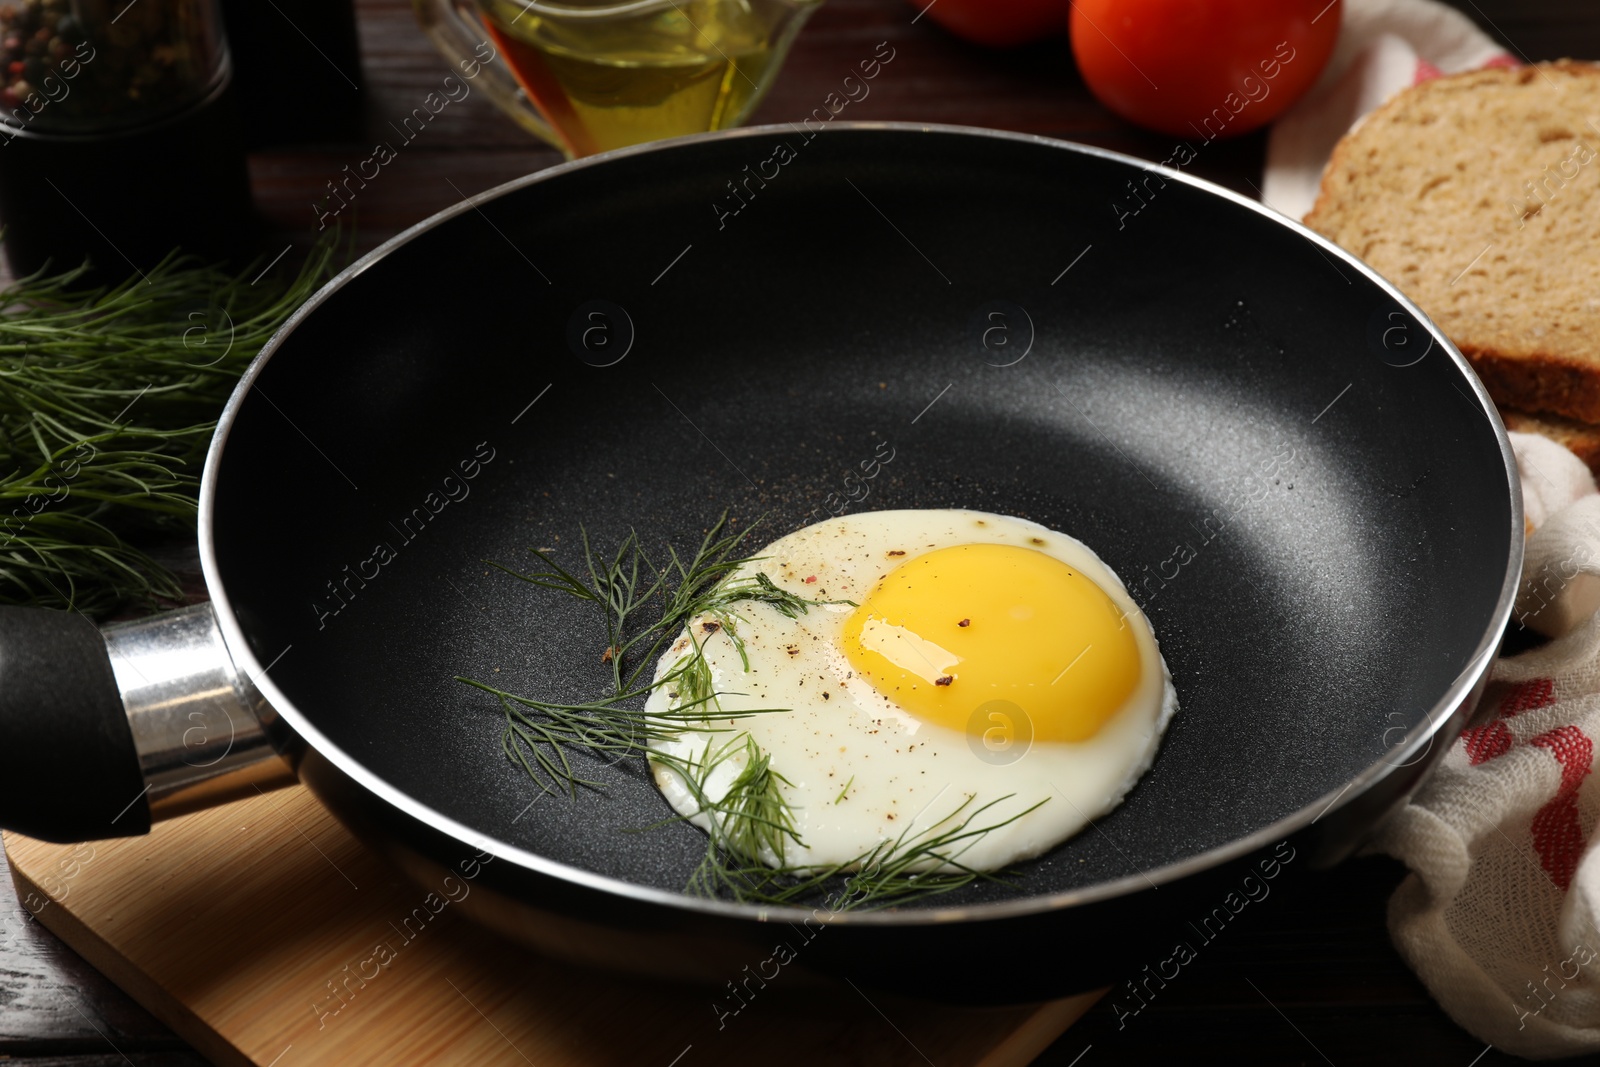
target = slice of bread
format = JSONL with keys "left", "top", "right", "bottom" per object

{"left": 1500, "top": 407, "right": 1600, "bottom": 474}
{"left": 1307, "top": 62, "right": 1600, "bottom": 422}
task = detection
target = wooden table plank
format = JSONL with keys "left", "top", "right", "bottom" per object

{"left": 0, "top": 848, "right": 197, "bottom": 1056}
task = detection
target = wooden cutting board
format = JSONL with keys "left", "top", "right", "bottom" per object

{"left": 3, "top": 786, "right": 1100, "bottom": 1067}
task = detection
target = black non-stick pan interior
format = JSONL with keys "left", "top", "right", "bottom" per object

{"left": 211, "top": 126, "right": 1513, "bottom": 907}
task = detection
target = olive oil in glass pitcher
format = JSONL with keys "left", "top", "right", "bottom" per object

{"left": 414, "top": 0, "right": 823, "bottom": 157}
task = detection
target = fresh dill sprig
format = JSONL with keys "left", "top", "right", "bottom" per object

{"left": 462, "top": 519, "right": 1047, "bottom": 911}
{"left": 490, "top": 526, "right": 671, "bottom": 694}
{"left": 656, "top": 733, "right": 805, "bottom": 901}
{"left": 833, "top": 793, "right": 1048, "bottom": 911}
{"left": 487, "top": 511, "right": 851, "bottom": 725}
{"left": 469, "top": 514, "right": 833, "bottom": 798}
{"left": 687, "top": 570, "right": 853, "bottom": 678}
{"left": 491, "top": 515, "right": 742, "bottom": 694}
{"left": 655, "top": 750, "right": 1049, "bottom": 911}
{"left": 456, "top": 668, "right": 792, "bottom": 799}
{"left": 662, "top": 627, "right": 720, "bottom": 720}
{"left": 0, "top": 235, "right": 343, "bottom": 615}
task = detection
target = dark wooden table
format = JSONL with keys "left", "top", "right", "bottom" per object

{"left": 5, "top": 0, "right": 1600, "bottom": 1063}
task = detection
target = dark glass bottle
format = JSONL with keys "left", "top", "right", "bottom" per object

{"left": 0, "top": 0, "right": 258, "bottom": 280}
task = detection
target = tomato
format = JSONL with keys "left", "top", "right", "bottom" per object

{"left": 909, "top": 0, "right": 1069, "bottom": 48}
{"left": 1069, "top": 0, "right": 1340, "bottom": 138}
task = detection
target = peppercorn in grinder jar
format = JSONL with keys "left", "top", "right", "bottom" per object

{"left": 0, "top": 0, "right": 257, "bottom": 280}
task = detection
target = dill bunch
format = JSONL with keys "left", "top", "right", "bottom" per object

{"left": 0, "top": 237, "right": 341, "bottom": 616}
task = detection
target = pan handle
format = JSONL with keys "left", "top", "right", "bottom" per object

{"left": 0, "top": 603, "right": 294, "bottom": 844}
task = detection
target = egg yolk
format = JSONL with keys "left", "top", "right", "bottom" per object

{"left": 841, "top": 543, "right": 1141, "bottom": 743}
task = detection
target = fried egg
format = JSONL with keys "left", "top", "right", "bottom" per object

{"left": 645, "top": 509, "right": 1178, "bottom": 874}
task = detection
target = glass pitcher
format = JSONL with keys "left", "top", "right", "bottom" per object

{"left": 414, "top": 0, "right": 824, "bottom": 158}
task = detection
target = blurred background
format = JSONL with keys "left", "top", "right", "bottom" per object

{"left": 229, "top": 0, "right": 1595, "bottom": 253}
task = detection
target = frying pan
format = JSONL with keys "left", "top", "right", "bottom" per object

{"left": 0, "top": 124, "right": 1520, "bottom": 1003}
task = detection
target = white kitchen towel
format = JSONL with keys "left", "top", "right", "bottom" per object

{"left": 1518, "top": 435, "right": 1600, "bottom": 640}
{"left": 1373, "top": 432, "right": 1600, "bottom": 1058}
{"left": 1261, "top": 0, "right": 1516, "bottom": 221}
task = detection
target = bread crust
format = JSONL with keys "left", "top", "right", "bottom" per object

{"left": 1468, "top": 346, "right": 1600, "bottom": 425}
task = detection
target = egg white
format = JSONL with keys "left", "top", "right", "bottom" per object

{"left": 645, "top": 509, "right": 1178, "bottom": 874}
